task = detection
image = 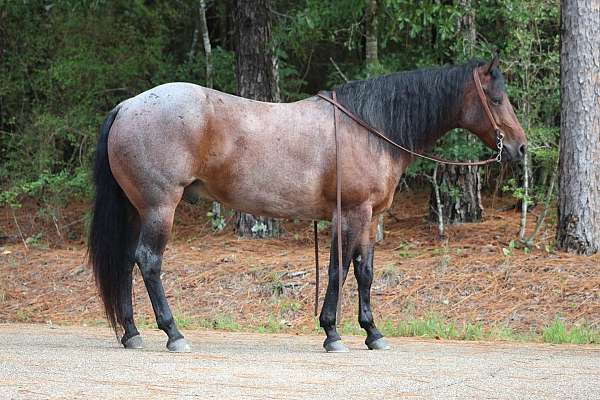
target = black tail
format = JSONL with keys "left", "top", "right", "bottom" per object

{"left": 88, "top": 107, "right": 133, "bottom": 333}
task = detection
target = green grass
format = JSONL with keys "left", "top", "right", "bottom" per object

{"left": 396, "top": 241, "right": 417, "bottom": 258}
{"left": 278, "top": 299, "right": 303, "bottom": 313}
{"left": 134, "top": 315, "right": 157, "bottom": 330}
{"left": 14, "top": 309, "right": 34, "bottom": 322}
{"left": 83, "top": 313, "right": 599, "bottom": 345}
{"left": 133, "top": 312, "right": 242, "bottom": 332}
{"left": 256, "top": 315, "right": 285, "bottom": 333}
{"left": 339, "top": 316, "right": 506, "bottom": 341}
{"left": 199, "top": 313, "right": 241, "bottom": 331}
{"left": 376, "top": 314, "right": 599, "bottom": 344}
{"left": 542, "top": 318, "right": 600, "bottom": 344}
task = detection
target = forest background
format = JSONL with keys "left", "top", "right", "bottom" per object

{"left": 0, "top": 0, "right": 559, "bottom": 220}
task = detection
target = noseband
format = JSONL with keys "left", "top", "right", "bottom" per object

{"left": 313, "top": 69, "right": 504, "bottom": 320}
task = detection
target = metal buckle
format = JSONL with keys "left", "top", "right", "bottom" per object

{"left": 495, "top": 130, "right": 504, "bottom": 163}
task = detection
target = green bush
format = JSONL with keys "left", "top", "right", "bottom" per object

{"left": 1, "top": 0, "right": 561, "bottom": 207}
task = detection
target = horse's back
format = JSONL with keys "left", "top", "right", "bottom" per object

{"left": 107, "top": 82, "right": 331, "bottom": 217}
{"left": 106, "top": 81, "right": 400, "bottom": 220}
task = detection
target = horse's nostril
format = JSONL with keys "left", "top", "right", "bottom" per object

{"left": 519, "top": 144, "right": 527, "bottom": 156}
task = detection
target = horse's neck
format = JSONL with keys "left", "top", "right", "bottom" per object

{"left": 376, "top": 83, "right": 463, "bottom": 153}
{"left": 425, "top": 117, "right": 461, "bottom": 150}
{"left": 403, "top": 106, "right": 461, "bottom": 154}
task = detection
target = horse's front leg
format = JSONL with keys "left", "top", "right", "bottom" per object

{"left": 353, "top": 217, "right": 390, "bottom": 350}
{"left": 319, "top": 207, "right": 364, "bottom": 352}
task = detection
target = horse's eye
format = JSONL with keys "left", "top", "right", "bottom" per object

{"left": 491, "top": 97, "right": 502, "bottom": 106}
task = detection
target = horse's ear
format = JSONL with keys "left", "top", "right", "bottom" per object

{"left": 486, "top": 52, "right": 500, "bottom": 75}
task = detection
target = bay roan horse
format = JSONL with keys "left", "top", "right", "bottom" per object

{"left": 89, "top": 56, "right": 527, "bottom": 353}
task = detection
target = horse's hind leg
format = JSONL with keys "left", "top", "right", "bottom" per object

{"left": 120, "top": 260, "right": 143, "bottom": 349}
{"left": 120, "top": 220, "right": 143, "bottom": 349}
{"left": 135, "top": 203, "right": 190, "bottom": 352}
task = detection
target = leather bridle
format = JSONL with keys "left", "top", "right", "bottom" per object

{"left": 313, "top": 68, "right": 506, "bottom": 322}
{"left": 317, "top": 69, "right": 505, "bottom": 167}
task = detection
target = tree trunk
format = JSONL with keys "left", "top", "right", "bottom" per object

{"left": 365, "top": 0, "right": 378, "bottom": 69}
{"left": 199, "top": 0, "right": 225, "bottom": 231}
{"left": 556, "top": 0, "right": 600, "bottom": 255}
{"left": 428, "top": 165, "right": 483, "bottom": 224}
{"left": 233, "top": 0, "right": 281, "bottom": 238}
{"left": 199, "top": 0, "right": 213, "bottom": 89}
{"left": 458, "top": 0, "right": 476, "bottom": 56}
{"left": 428, "top": 0, "right": 482, "bottom": 226}
{"left": 364, "top": 0, "right": 384, "bottom": 241}
{"left": 216, "top": 0, "right": 230, "bottom": 49}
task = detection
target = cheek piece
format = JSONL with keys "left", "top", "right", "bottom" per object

{"left": 472, "top": 69, "right": 505, "bottom": 162}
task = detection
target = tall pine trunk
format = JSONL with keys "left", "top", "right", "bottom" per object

{"left": 233, "top": 0, "right": 281, "bottom": 238}
{"left": 365, "top": 0, "right": 378, "bottom": 69}
{"left": 364, "top": 0, "right": 385, "bottom": 242}
{"left": 556, "top": 0, "right": 600, "bottom": 255}
{"left": 428, "top": 0, "right": 483, "bottom": 227}
{"left": 196, "top": 0, "right": 224, "bottom": 231}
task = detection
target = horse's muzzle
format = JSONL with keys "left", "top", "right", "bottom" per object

{"left": 502, "top": 142, "right": 526, "bottom": 162}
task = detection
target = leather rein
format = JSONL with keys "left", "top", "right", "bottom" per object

{"left": 313, "top": 68, "right": 505, "bottom": 320}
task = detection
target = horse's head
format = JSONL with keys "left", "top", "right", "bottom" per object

{"left": 460, "top": 55, "right": 527, "bottom": 161}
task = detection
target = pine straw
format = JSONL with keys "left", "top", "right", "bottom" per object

{"left": 1, "top": 193, "right": 599, "bottom": 335}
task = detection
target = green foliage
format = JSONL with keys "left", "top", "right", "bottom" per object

{"left": 206, "top": 210, "right": 226, "bottom": 232}
{"left": 208, "top": 314, "right": 241, "bottom": 331}
{"left": 0, "top": 0, "right": 234, "bottom": 207}
{"left": 380, "top": 314, "right": 489, "bottom": 341}
{"left": 316, "top": 220, "right": 330, "bottom": 232}
{"left": 251, "top": 221, "right": 269, "bottom": 237}
{"left": 396, "top": 241, "right": 417, "bottom": 258}
{"left": 542, "top": 318, "right": 600, "bottom": 344}
{"left": 0, "top": 168, "right": 89, "bottom": 208}
{"left": 502, "top": 239, "right": 517, "bottom": 257}
{"left": 377, "top": 315, "right": 599, "bottom": 344}
{"left": 1, "top": 0, "right": 561, "bottom": 208}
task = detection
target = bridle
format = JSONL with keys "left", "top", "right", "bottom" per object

{"left": 316, "top": 68, "right": 505, "bottom": 167}
{"left": 472, "top": 68, "right": 505, "bottom": 163}
{"left": 313, "top": 68, "right": 505, "bottom": 321}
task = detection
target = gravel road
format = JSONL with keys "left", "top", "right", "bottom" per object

{"left": 0, "top": 324, "right": 598, "bottom": 399}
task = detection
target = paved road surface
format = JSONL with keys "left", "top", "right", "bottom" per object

{"left": 0, "top": 324, "right": 598, "bottom": 399}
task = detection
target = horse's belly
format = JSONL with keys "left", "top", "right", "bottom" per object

{"left": 205, "top": 171, "right": 326, "bottom": 220}
{"left": 182, "top": 180, "right": 215, "bottom": 204}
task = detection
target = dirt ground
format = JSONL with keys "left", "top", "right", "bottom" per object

{"left": 0, "top": 192, "right": 599, "bottom": 335}
{"left": 2, "top": 324, "right": 599, "bottom": 400}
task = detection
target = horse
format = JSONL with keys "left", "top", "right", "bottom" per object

{"left": 89, "top": 55, "right": 527, "bottom": 353}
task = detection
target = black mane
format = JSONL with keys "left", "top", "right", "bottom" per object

{"left": 334, "top": 60, "right": 493, "bottom": 157}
